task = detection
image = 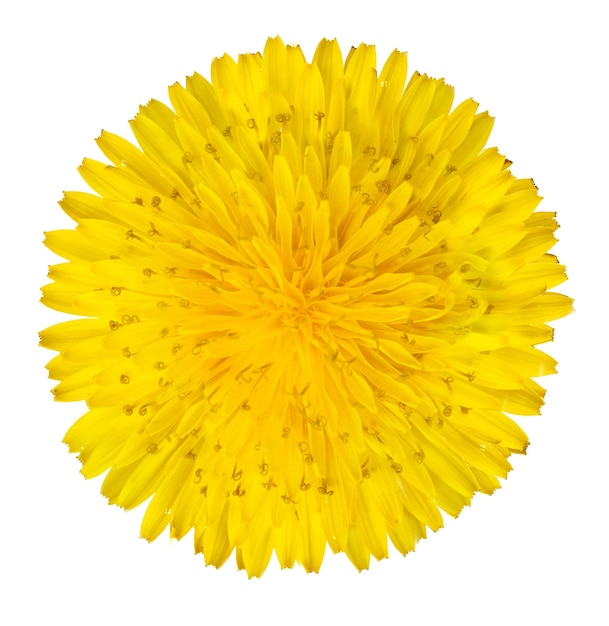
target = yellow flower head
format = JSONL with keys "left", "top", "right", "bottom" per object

{"left": 41, "top": 37, "right": 572, "bottom": 576}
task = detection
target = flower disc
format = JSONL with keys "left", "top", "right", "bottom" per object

{"left": 41, "top": 37, "right": 572, "bottom": 576}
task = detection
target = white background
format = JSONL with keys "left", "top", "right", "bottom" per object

{"left": 2, "top": 1, "right": 606, "bottom": 624}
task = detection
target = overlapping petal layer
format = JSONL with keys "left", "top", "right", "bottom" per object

{"left": 41, "top": 37, "right": 572, "bottom": 576}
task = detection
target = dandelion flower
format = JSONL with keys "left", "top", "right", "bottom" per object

{"left": 41, "top": 37, "right": 572, "bottom": 576}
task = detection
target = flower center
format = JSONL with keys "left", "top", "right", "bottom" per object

{"left": 280, "top": 299, "right": 310, "bottom": 328}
